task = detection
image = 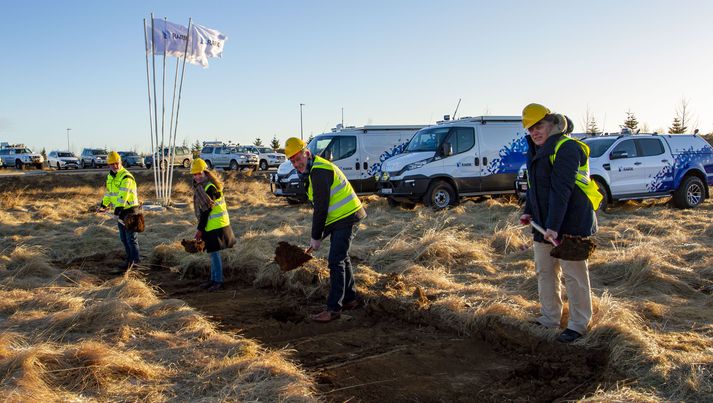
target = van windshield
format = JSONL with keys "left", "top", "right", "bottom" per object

{"left": 405, "top": 127, "right": 450, "bottom": 152}
{"left": 307, "top": 136, "right": 334, "bottom": 156}
{"left": 583, "top": 138, "right": 617, "bottom": 158}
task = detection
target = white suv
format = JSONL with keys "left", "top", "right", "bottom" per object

{"left": 238, "top": 145, "right": 286, "bottom": 170}
{"left": 47, "top": 151, "right": 80, "bottom": 170}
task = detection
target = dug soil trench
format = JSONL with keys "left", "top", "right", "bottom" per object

{"left": 76, "top": 255, "right": 613, "bottom": 402}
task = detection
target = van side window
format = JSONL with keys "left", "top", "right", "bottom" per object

{"left": 333, "top": 136, "right": 357, "bottom": 160}
{"left": 636, "top": 138, "right": 665, "bottom": 157}
{"left": 449, "top": 127, "right": 475, "bottom": 154}
{"left": 611, "top": 139, "right": 637, "bottom": 158}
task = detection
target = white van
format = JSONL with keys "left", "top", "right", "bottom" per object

{"left": 271, "top": 125, "right": 425, "bottom": 203}
{"left": 377, "top": 116, "right": 527, "bottom": 209}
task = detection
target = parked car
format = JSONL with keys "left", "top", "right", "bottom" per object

{"left": 238, "top": 145, "right": 286, "bottom": 171}
{"left": 145, "top": 146, "right": 192, "bottom": 169}
{"left": 376, "top": 116, "right": 527, "bottom": 209}
{"left": 0, "top": 145, "right": 44, "bottom": 169}
{"left": 515, "top": 133, "right": 713, "bottom": 209}
{"left": 47, "top": 151, "right": 80, "bottom": 170}
{"left": 117, "top": 151, "right": 145, "bottom": 168}
{"left": 79, "top": 148, "right": 108, "bottom": 169}
{"left": 199, "top": 144, "right": 258, "bottom": 170}
{"left": 271, "top": 125, "right": 424, "bottom": 204}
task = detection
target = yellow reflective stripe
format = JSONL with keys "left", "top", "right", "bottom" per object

{"left": 328, "top": 192, "right": 358, "bottom": 213}
{"left": 119, "top": 187, "right": 131, "bottom": 191}
{"left": 209, "top": 211, "right": 228, "bottom": 220}
{"left": 330, "top": 179, "right": 348, "bottom": 196}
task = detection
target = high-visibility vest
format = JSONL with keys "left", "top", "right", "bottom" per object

{"left": 550, "top": 136, "right": 604, "bottom": 210}
{"left": 307, "top": 155, "right": 363, "bottom": 226}
{"left": 102, "top": 167, "right": 139, "bottom": 210}
{"left": 204, "top": 182, "right": 230, "bottom": 231}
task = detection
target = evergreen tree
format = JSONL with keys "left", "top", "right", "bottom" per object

{"left": 270, "top": 135, "right": 280, "bottom": 150}
{"left": 41, "top": 147, "right": 47, "bottom": 161}
{"left": 586, "top": 117, "right": 600, "bottom": 134}
{"left": 623, "top": 110, "right": 639, "bottom": 131}
{"left": 668, "top": 116, "right": 687, "bottom": 134}
{"left": 307, "top": 134, "right": 314, "bottom": 143}
{"left": 254, "top": 137, "right": 264, "bottom": 146}
{"left": 191, "top": 139, "right": 202, "bottom": 157}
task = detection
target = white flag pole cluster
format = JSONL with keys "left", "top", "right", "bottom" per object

{"left": 142, "top": 14, "right": 227, "bottom": 206}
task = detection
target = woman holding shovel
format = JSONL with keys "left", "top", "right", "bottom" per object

{"left": 191, "top": 158, "right": 236, "bottom": 291}
{"left": 519, "top": 103, "right": 601, "bottom": 343}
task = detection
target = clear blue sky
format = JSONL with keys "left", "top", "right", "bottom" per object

{"left": 1, "top": 0, "right": 711, "bottom": 153}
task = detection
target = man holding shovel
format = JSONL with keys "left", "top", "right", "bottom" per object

{"left": 285, "top": 137, "right": 367, "bottom": 323}
{"left": 519, "top": 104, "right": 602, "bottom": 343}
{"left": 98, "top": 151, "right": 141, "bottom": 274}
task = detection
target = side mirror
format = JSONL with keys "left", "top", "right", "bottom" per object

{"left": 441, "top": 142, "right": 453, "bottom": 157}
{"left": 610, "top": 150, "right": 628, "bottom": 160}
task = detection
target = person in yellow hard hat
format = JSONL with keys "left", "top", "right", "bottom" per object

{"left": 98, "top": 151, "right": 141, "bottom": 274}
{"left": 285, "top": 137, "right": 367, "bottom": 323}
{"left": 519, "top": 103, "right": 599, "bottom": 343}
{"left": 190, "top": 158, "right": 236, "bottom": 291}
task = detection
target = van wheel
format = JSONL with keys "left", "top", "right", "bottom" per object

{"left": 387, "top": 197, "right": 399, "bottom": 208}
{"left": 594, "top": 179, "right": 609, "bottom": 212}
{"left": 259, "top": 160, "right": 268, "bottom": 171}
{"left": 673, "top": 176, "right": 705, "bottom": 209}
{"left": 183, "top": 159, "right": 190, "bottom": 169}
{"left": 229, "top": 160, "right": 238, "bottom": 170}
{"left": 424, "top": 181, "right": 456, "bottom": 210}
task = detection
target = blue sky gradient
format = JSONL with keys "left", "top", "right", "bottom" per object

{"left": 1, "top": 0, "right": 711, "bottom": 153}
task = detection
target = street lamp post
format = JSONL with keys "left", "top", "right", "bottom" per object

{"left": 299, "top": 103, "right": 305, "bottom": 140}
{"left": 66, "top": 128, "right": 71, "bottom": 151}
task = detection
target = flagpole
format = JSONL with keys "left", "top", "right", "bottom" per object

{"left": 143, "top": 19, "right": 158, "bottom": 200}
{"left": 167, "top": 17, "right": 192, "bottom": 205}
{"left": 165, "top": 57, "right": 179, "bottom": 205}
{"left": 150, "top": 14, "right": 161, "bottom": 205}
{"left": 159, "top": 17, "right": 169, "bottom": 205}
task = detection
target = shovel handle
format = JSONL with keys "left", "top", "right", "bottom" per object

{"left": 304, "top": 246, "right": 313, "bottom": 255}
{"left": 530, "top": 221, "right": 560, "bottom": 246}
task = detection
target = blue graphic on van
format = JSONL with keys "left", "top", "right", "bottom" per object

{"left": 485, "top": 136, "right": 528, "bottom": 175}
{"left": 367, "top": 141, "right": 409, "bottom": 176}
{"left": 647, "top": 144, "right": 713, "bottom": 192}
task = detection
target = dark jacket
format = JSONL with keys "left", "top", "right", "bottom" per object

{"left": 308, "top": 158, "right": 366, "bottom": 240}
{"left": 524, "top": 133, "right": 597, "bottom": 242}
{"left": 197, "top": 184, "right": 237, "bottom": 253}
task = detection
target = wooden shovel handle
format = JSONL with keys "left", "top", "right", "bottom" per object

{"left": 530, "top": 221, "right": 560, "bottom": 246}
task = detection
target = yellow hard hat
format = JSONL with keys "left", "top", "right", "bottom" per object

{"left": 522, "top": 103, "right": 551, "bottom": 129}
{"left": 107, "top": 151, "right": 121, "bottom": 164}
{"left": 284, "top": 137, "right": 306, "bottom": 159}
{"left": 190, "top": 158, "right": 208, "bottom": 174}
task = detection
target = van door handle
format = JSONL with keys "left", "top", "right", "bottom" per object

{"left": 634, "top": 162, "right": 642, "bottom": 166}
{"left": 482, "top": 157, "right": 488, "bottom": 166}
{"left": 661, "top": 159, "right": 668, "bottom": 163}
{"left": 355, "top": 162, "right": 360, "bottom": 170}
{"left": 474, "top": 158, "right": 479, "bottom": 166}
{"left": 363, "top": 162, "right": 367, "bottom": 170}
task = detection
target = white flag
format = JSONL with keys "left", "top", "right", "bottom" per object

{"left": 146, "top": 19, "right": 227, "bottom": 68}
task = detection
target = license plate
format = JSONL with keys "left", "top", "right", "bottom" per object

{"left": 381, "top": 188, "right": 392, "bottom": 194}
{"left": 520, "top": 184, "right": 527, "bottom": 190}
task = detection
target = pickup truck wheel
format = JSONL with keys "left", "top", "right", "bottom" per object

{"left": 594, "top": 179, "right": 609, "bottom": 212}
{"left": 229, "top": 160, "right": 238, "bottom": 170}
{"left": 259, "top": 160, "right": 268, "bottom": 171}
{"left": 91, "top": 160, "right": 96, "bottom": 169}
{"left": 80, "top": 160, "right": 86, "bottom": 169}
{"left": 15, "top": 160, "right": 22, "bottom": 169}
{"left": 182, "top": 159, "right": 190, "bottom": 169}
{"left": 424, "top": 181, "right": 456, "bottom": 210}
{"left": 56, "top": 162, "right": 61, "bottom": 170}
{"left": 673, "top": 176, "right": 704, "bottom": 209}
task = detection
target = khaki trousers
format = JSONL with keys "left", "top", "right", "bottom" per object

{"left": 533, "top": 241, "right": 592, "bottom": 334}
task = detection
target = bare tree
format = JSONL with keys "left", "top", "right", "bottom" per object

{"left": 675, "top": 97, "right": 699, "bottom": 134}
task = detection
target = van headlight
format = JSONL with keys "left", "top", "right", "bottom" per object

{"left": 404, "top": 160, "right": 428, "bottom": 171}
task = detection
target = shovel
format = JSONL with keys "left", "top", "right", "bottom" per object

{"left": 530, "top": 221, "right": 596, "bottom": 261}
{"left": 274, "top": 241, "right": 313, "bottom": 271}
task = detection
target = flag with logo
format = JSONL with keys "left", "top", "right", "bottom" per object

{"left": 146, "top": 19, "right": 227, "bottom": 68}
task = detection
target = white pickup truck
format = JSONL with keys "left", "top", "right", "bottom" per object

{"left": 515, "top": 133, "right": 713, "bottom": 209}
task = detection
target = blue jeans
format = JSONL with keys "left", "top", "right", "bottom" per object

{"left": 327, "top": 224, "right": 359, "bottom": 312}
{"left": 118, "top": 222, "right": 140, "bottom": 264}
{"left": 210, "top": 251, "right": 224, "bottom": 283}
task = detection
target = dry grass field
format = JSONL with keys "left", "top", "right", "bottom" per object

{"left": 1, "top": 169, "right": 711, "bottom": 401}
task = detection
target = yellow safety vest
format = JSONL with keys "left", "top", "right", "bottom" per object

{"left": 550, "top": 136, "right": 603, "bottom": 211}
{"left": 102, "top": 167, "right": 139, "bottom": 210}
{"left": 307, "top": 155, "right": 363, "bottom": 226}
{"left": 204, "top": 182, "right": 230, "bottom": 232}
